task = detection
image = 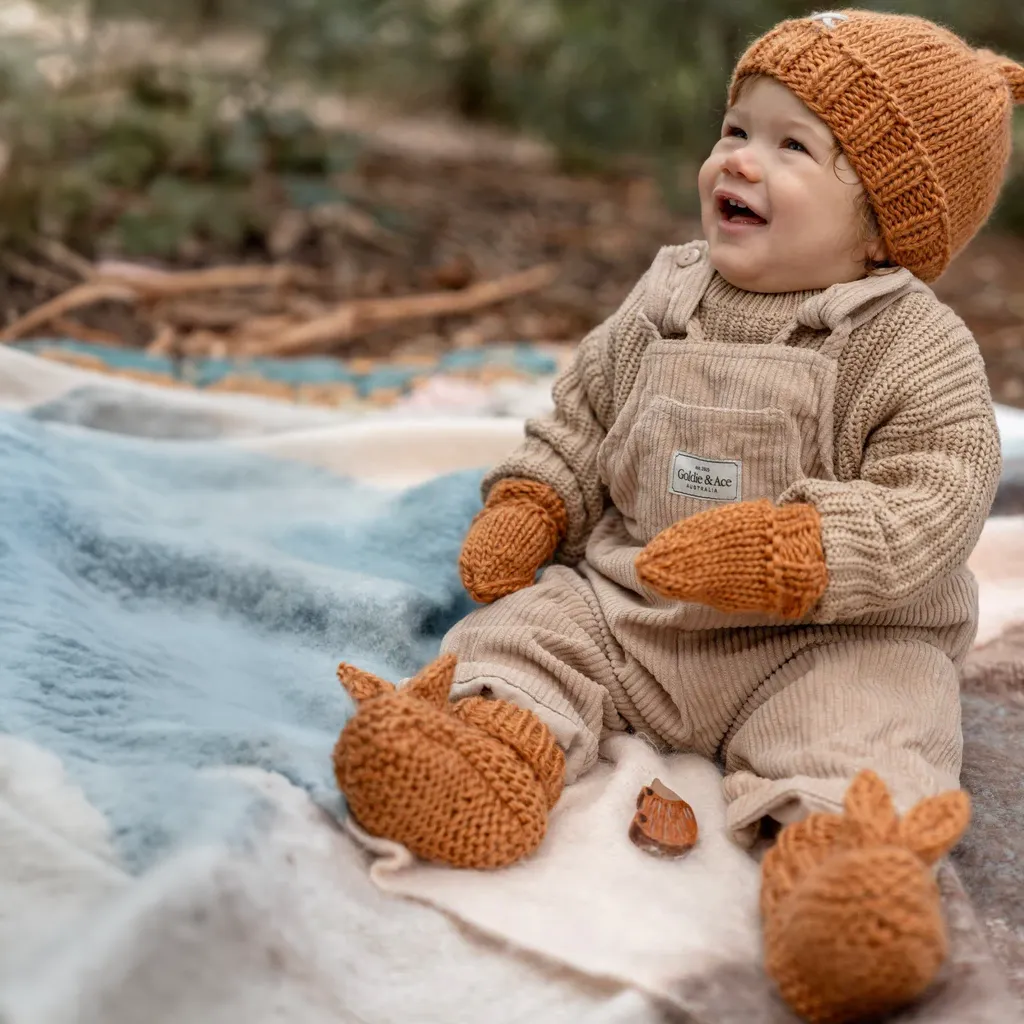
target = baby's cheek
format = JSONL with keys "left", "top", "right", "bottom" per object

{"left": 696, "top": 155, "right": 720, "bottom": 198}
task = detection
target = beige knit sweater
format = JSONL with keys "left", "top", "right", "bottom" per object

{"left": 483, "top": 243, "right": 1002, "bottom": 624}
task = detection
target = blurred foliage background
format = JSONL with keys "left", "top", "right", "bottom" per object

{"left": 1, "top": 0, "right": 1023, "bottom": 261}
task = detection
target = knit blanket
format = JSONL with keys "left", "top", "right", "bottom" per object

{"left": 0, "top": 343, "right": 1021, "bottom": 1023}
{"left": 13, "top": 336, "right": 565, "bottom": 417}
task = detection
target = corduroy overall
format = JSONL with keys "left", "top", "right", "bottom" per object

{"left": 442, "top": 244, "right": 974, "bottom": 845}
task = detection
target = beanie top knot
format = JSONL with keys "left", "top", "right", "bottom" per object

{"left": 979, "top": 50, "right": 1024, "bottom": 104}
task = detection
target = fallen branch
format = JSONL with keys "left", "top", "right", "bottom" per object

{"left": 50, "top": 317, "right": 127, "bottom": 347}
{"left": 31, "top": 236, "right": 96, "bottom": 281}
{"left": 237, "top": 315, "right": 302, "bottom": 340}
{"left": 0, "top": 252, "right": 76, "bottom": 293}
{"left": 155, "top": 299, "right": 257, "bottom": 330}
{"left": 246, "top": 263, "right": 559, "bottom": 356}
{"left": 0, "top": 282, "right": 139, "bottom": 341}
{"left": 0, "top": 261, "right": 322, "bottom": 343}
{"left": 96, "top": 262, "right": 320, "bottom": 298}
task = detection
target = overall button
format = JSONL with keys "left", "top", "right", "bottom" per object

{"left": 676, "top": 246, "right": 700, "bottom": 267}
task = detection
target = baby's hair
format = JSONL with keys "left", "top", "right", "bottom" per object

{"left": 857, "top": 194, "right": 895, "bottom": 275}
{"left": 831, "top": 146, "right": 895, "bottom": 275}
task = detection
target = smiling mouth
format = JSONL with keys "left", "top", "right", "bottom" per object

{"left": 716, "top": 195, "right": 767, "bottom": 226}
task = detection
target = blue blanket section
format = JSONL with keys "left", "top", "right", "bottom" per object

{"left": 0, "top": 412, "right": 484, "bottom": 871}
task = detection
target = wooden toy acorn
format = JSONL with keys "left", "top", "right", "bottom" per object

{"left": 629, "top": 778, "right": 699, "bottom": 858}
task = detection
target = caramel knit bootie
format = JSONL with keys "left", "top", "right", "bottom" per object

{"left": 761, "top": 770, "right": 971, "bottom": 1024}
{"left": 333, "top": 653, "right": 565, "bottom": 869}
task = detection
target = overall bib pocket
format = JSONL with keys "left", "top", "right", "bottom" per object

{"left": 609, "top": 395, "right": 804, "bottom": 543}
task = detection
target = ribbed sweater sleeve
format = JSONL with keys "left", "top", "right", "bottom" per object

{"left": 480, "top": 274, "right": 650, "bottom": 563}
{"left": 779, "top": 301, "right": 1001, "bottom": 622}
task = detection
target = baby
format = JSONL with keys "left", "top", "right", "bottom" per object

{"left": 334, "top": 10, "right": 1022, "bottom": 1022}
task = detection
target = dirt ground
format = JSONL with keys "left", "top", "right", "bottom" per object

{"left": 3, "top": 121, "right": 1023, "bottom": 408}
{"left": 329, "top": 149, "right": 1024, "bottom": 411}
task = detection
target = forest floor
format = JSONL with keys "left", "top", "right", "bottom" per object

{"left": 2, "top": 100, "right": 1022, "bottom": 408}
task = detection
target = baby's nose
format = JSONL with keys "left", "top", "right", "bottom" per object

{"left": 723, "top": 148, "right": 763, "bottom": 182}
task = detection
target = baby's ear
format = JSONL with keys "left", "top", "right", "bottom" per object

{"left": 405, "top": 653, "right": 457, "bottom": 707}
{"left": 337, "top": 663, "right": 396, "bottom": 703}
{"left": 843, "top": 769, "right": 899, "bottom": 844}
{"left": 865, "top": 235, "right": 890, "bottom": 266}
{"left": 898, "top": 789, "right": 971, "bottom": 865}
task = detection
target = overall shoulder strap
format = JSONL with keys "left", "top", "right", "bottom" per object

{"left": 791, "top": 267, "right": 928, "bottom": 359}
{"left": 643, "top": 241, "right": 716, "bottom": 335}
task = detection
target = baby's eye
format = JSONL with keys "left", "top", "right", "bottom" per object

{"left": 783, "top": 138, "right": 808, "bottom": 153}
{"left": 723, "top": 124, "right": 747, "bottom": 140}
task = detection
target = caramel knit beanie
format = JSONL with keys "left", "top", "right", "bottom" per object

{"left": 730, "top": 9, "right": 1024, "bottom": 282}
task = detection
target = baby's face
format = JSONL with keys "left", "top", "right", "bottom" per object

{"left": 697, "top": 76, "right": 880, "bottom": 294}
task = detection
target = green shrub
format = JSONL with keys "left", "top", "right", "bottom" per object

{"left": 9, "top": 0, "right": 1024, "bottom": 250}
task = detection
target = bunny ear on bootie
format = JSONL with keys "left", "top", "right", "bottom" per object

{"left": 898, "top": 789, "right": 972, "bottom": 866}
{"left": 337, "top": 663, "right": 396, "bottom": 703}
{"left": 840, "top": 770, "right": 971, "bottom": 861}
{"left": 405, "top": 653, "right": 457, "bottom": 707}
{"left": 337, "top": 652, "right": 457, "bottom": 707}
{"left": 842, "top": 770, "right": 899, "bottom": 845}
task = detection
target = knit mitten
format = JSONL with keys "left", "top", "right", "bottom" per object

{"left": 333, "top": 653, "right": 565, "bottom": 869}
{"left": 459, "top": 478, "right": 567, "bottom": 604}
{"left": 761, "top": 770, "right": 971, "bottom": 1024}
{"left": 635, "top": 498, "right": 827, "bottom": 619}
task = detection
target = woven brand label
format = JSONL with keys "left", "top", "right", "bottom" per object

{"left": 668, "top": 451, "right": 741, "bottom": 502}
